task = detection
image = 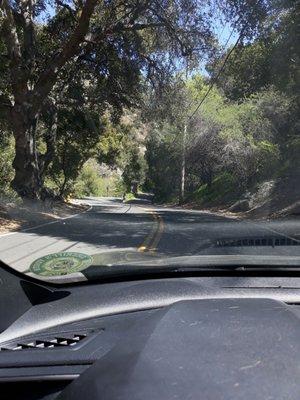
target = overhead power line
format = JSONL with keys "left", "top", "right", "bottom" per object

{"left": 187, "top": 0, "right": 284, "bottom": 120}
{"left": 188, "top": 26, "right": 245, "bottom": 120}
{"left": 179, "top": 25, "right": 245, "bottom": 203}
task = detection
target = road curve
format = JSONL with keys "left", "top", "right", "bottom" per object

{"left": 1, "top": 196, "right": 300, "bottom": 282}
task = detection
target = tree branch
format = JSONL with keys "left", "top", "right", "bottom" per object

{"left": 40, "top": 101, "right": 58, "bottom": 176}
{"left": 32, "top": 0, "right": 98, "bottom": 111}
{"left": 55, "top": 0, "right": 77, "bottom": 19}
{"left": 0, "top": 0, "right": 26, "bottom": 99}
{"left": 149, "top": 2, "right": 191, "bottom": 56}
{"left": 113, "top": 22, "right": 164, "bottom": 32}
{"left": 20, "top": 0, "right": 36, "bottom": 86}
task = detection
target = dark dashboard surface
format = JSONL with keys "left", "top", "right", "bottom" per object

{"left": 1, "top": 264, "right": 300, "bottom": 399}
{"left": 59, "top": 297, "right": 300, "bottom": 400}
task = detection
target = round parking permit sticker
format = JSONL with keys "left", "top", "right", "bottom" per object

{"left": 30, "top": 252, "right": 92, "bottom": 276}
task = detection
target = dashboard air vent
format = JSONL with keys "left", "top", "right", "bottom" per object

{"left": 216, "top": 236, "right": 300, "bottom": 247}
{"left": 0, "top": 334, "right": 86, "bottom": 351}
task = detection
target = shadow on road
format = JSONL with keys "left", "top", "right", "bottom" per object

{"left": 4, "top": 206, "right": 239, "bottom": 264}
{"left": 4, "top": 202, "right": 297, "bottom": 269}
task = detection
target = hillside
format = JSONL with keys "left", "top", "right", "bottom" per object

{"left": 188, "top": 174, "right": 300, "bottom": 219}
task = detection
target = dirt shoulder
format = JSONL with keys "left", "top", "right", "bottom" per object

{"left": 158, "top": 176, "right": 300, "bottom": 221}
{"left": 0, "top": 200, "right": 89, "bottom": 234}
{"left": 176, "top": 200, "right": 300, "bottom": 221}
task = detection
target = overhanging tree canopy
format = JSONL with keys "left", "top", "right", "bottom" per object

{"left": 0, "top": 0, "right": 268, "bottom": 199}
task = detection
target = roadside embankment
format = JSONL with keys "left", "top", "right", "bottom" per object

{"left": 164, "top": 175, "right": 300, "bottom": 220}
{"left": 0, "top": 199, "right": 89, "bottom": 234}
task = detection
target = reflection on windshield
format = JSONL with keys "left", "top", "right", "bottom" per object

{"left": 0, "top": 0, "right": 299, "bottom": 282}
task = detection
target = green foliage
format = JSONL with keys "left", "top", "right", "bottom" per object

{"left": 72, "top": 161, "right": 122, "bottom": 198}
{"left": 122, "top": 148, "right": 147, "bottom": 192}
{"left": 0, "top": 135, "right": 18, "bottom": 200}
{"left": 97, "top": 111, "right": 147, "bottom": 193}
{"left": 0, "top": 0, "right": 298, "bottom": 208}
{"left": 5, "top": 0, "right": 252, "bottom": 198}
{"left": 214, "top": 0, "right": 299, "bottom": 100}
{"left": 124, "top": 192, "right": 137, "bottom": 202}
{"left": 255, "top": 140, "right": 280, "bottom": 179}
{"left": 73, "top": 164, "right": 103, "bottom": 198}
{"left": 44, "top": 108, "right": 104, "bottom": 197}
{"left": 286, "top": 137, "right": 300, "bottom": 170}
{"left": 96, "top": 120, "right": 124, "bottom": 167}
{"left": 40, "top": 107, "right": 147, "bottom": 199}
{"left": 210, "top": 41, "right": 271, "bottom": 101}
{"left": 144, "top": 73, "right": 296, "bottom": 205}
{"left": 192, "top": 172, "right": 239, "bottom": 205}
{"left": 145, "top": 123, "right": 181, "bottom": 201}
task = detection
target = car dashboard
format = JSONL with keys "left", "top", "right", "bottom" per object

{"left": 1, "top": 264, "right": 300, "bottom": 399}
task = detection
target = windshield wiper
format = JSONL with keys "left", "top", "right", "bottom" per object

{"left": 82, "top": 255, "right": 300, "bottom": 280}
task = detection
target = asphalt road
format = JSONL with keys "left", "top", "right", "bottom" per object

{"left": 1, "top": 196, "right": 300, "bottom": 282}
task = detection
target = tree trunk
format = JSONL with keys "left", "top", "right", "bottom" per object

{"left": 179, "top": 123, "right": 187, "bottom": 204}
{"left": 40, "top": 103, "right": 58, "bottom": 184}
{"left": 11, "top": 107, "right": 42, "bottom": 199}
{"left": 2, "top": 0, "right": 97, "bottom": 200}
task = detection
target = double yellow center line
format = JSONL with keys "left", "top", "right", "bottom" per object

{"left": 138, "top": 210, "right": 164, "bottom": 253}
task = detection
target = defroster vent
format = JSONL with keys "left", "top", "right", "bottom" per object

{"left": 0, "top": 333, "right": 87, "bottom": 351}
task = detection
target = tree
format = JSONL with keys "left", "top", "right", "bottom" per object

{"left": 0, "top": 131, "right": 15, "bottom": 197}
{"left": 212, "top": 0, "right": 300, "bottom": 100}
{"left": 122, "top": 147, "right": 146, "bottom": 193}
{"left": 145, "top": 122, "right": 181, "bottom": 200}
{"left": 210, "top": 41, "right": 272, "bottom": 100}
{"left": 46, "top": 107, "right": 103, "bottom": 197}
{"left": 0, "top": 0, "right": 269, "bottom": 199}
{"left": 144, "top": 73, "right": 293, "bottom": 204}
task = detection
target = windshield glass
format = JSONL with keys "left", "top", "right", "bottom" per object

{"left": 0, "top": 0, "right": 299, "bottom": 283}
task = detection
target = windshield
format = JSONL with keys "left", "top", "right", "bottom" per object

{"left": 0, "top": 0, "right": 299, "bottom": 283}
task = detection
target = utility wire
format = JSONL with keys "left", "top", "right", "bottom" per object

{"left": 188, "top": 26, "right": 245, "bottom": 120}
{"left": 183, "top": 16, "right": 240, "bottom": 114}
{"left": 187, "top": 0, "right": 284, "bottom": 121}
{"left": 222, "top": 25, "right": 236, "bottom": 49}
{"left": 179, "top": 23, "right": 245, "bottom": 203}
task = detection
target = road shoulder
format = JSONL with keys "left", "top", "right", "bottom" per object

{"left": 0, "top": 201, "right": 89, "bottom": 234}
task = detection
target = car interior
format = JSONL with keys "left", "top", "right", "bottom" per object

{"left": 1, "top": 261, "right": 300, "bottom": 400}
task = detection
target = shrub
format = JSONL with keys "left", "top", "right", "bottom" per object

{"left": 72, "top": 161, "right": 123, "bottom": 198}
{"left": 192, "top": 172, "right": 239, "bottom": 205}
{"left": 256, "top": 140, "right": 280, "bottom": 179}
{"left": 0, "top": 136, "right": 19, "bottom": 201}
